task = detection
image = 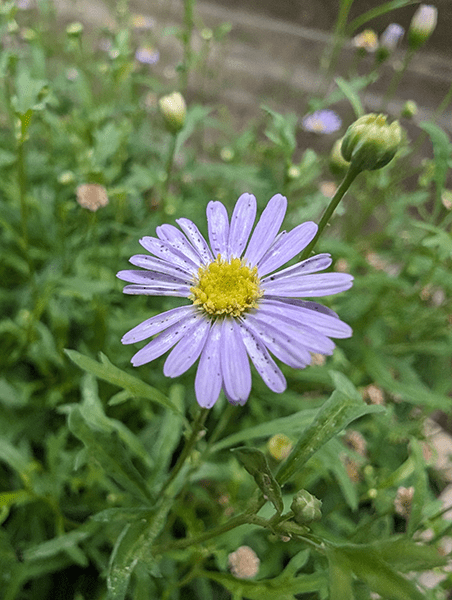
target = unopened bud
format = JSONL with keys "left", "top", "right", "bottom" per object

{"left": 159, "top": 92, "right": 186, "bottom": 134}
{"left": 408, "top": 5, "right": 437, "bottom": 50}
{"left": 329, "top": 138, "right": 350, "bottom": 175}
{"left": 66, "top": 22, "right": 84, "bottom": 37}
{"left": 267, "top": 434, "right": 293, "bottom": 461}
{"left": 401, "top": 100, "right": 418, "bottom": 119}
{"left": 380, "top": 23, "right": 405, "bottom": 51}
{"left": 341, "top": 113, "right": 402, "bottom": 172}
{"left": 291, "top": 490, "right": 322, "bottom": 524}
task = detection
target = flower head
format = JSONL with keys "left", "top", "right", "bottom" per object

{"left": 380, "top": 23, "right": 405, "bottom": 51}
{"left": 341, "top": 113, "right": 402, "bottom": 171}
{"left": 408, "top": 4, "right": 437, "bottom": 49}
{"left": 135, "top": 46, "right": 160, "bottom": 65}
{"left": 353, "top": 29, "right": 378, "bottom": 53}
{"left": 117, "top": 194, "right": 353, "bottom": 408}
{"left": 158, "top": 92, "right": 186, "bottom": 134}
{"left": 301, "top": 110, "right": 342, "bottom": 134}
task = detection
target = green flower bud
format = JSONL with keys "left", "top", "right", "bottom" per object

{"left": 291, "top": 490, "right": 322, "bottom": 525}
{"left": 159, "top": 92, "right": 186, "bottom": 134}
{"left": 341, "top": 113, "right": 402, "bottom": 172}
{"left": 408, "top": 5, "right": 437, "bottom": 50}
{"left": 401, "top": 100, "right": 418, "bottom": 119}
{"left": 329, "top": 137, "right": 350, "bottom": 176}
{"left": 66, "top": 22, "right": 84, "bottom": 37}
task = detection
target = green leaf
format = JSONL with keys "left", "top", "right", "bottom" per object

{"left": 327, "top": 548, "right": 354, "bottom": 600}
{"left": 199, "top": 569, "right": 326, "bottom": 600}
{"left": 68, "top": 407, "right": 154, "bottom": 504}
{"left": 231, "top": 447, "right": 283, "bottom": 513}
{"left": 210, "top": 408, "right": 319, "bottom": 454}
{"left": 407, "top": 440, "right": 428, "bottom": 537}
{"left": 276, "top": 373, "right": 384, "bottom": 486}
{"left": 364, "top": 348, "right": 452, "bottom": 410}
{"left": 340, "top": 544, "right": 425, "bottom": 600}
{"left": 64, "top": 350, "right": 184, "bottom": 417}
{"left": 149, "top": 384, "right": 185, "bottom": 486}
{"left": 334, "top": 78, "right": 363, "bottom": 118}
{"left": 347, "top": 0, "right": 418, "bottom": 34}
{"left": 79, "top": 374, "right": 154, "bottom": 469}
{"left": 369, "top": 537, "right": 447, "bottom": 572}
{"left": 262, "top": 104, "right": 297, "bottom": 157}
{"left": 107, "top": 504, "right": 170, "bottom": 600}
{"left": 419, "top": 122, "right": 451, "bottom": 203}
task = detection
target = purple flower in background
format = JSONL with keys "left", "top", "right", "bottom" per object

{"left": 301, "top": 110, "right": 342, "bottom": 134}
{"left": 117, "top": 194, "right": 353, "bottom": 408}
{"left": 135, "top": 46, "right": 160, "bottom": 65}
{"left": 380, "top": 24, "right": 405, "bottom": 51}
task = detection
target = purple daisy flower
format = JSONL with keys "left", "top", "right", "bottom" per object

{"left": 117, "top": 194, "right": 353, "bottom": 408}
{"left": 135, "top": 46, "right": 160, "bottom": 65}
{"left": 301, "top": 110, "right": 342, "bottom": 134}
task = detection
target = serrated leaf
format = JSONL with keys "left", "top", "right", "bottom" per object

{"left": 64, "top": 349, "right": 184, "bottom": 417}
{"left": 231, "top": 447, "right": 283, "bottom": 513}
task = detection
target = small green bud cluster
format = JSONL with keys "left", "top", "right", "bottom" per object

{"left": 341, "top": 113, "right": 402, "bottom": 172}
{"left": 291, "top": 490, "right": 322, "bottom": 525}
{"left": 158, "top": 92, "right": 186, "bottom": 134}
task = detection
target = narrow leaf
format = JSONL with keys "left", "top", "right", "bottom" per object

{"left": 64, "top": 349, "right": 183, "bottom": 417}
{"left": 68, "top": 407, "right": 154, "bottom": 504}
{"left": 334, "top": 77, "right": 363, "bottom": 118}
{"left": 276, "top": 374, "right": 384, "bottom": 486}
{"left": 231, "top": 447, "right": 283, "bottom": 513}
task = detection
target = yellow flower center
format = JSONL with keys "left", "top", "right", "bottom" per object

{"left": 190, "top": 255, "right": 262, "bottom": 317}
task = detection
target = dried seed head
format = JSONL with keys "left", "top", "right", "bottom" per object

{"left": 228, "top": 546, "right": 260, "bottom": 579}
{"left": 76, "top": 184, "right": 109, "bottom": 212}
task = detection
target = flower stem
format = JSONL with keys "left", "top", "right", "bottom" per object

{"left": 300, "top": 165, "right": 360, "bottom": 260}
{"left": 180, "top": 0, "right": 195, "bottom": 91}
{"left": 161, "top": 132, "right": 178, "bottom": 212}
{"left": 159, "top": 407, "right": 209, "bottom": 497}
{"left": 381, "top": 48, "right": 415, "bottom": 111}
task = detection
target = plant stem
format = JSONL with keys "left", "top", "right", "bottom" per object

{"left": 159, "top": 407, "right": 209, "bottom": 497}
{"left": 180, "top": 0, "right": 195, "bottom": 91}
{"left": 381, "top": 48, "right": 415, "bottom": 111}
{"left": 161, "top": 132, "right": 178, "bottom": 212}
{"left": 300, "top": 165, "right": 361, "bottom": 260}
{"left": 319, "top": 0, "right": 354, "bottom": 92}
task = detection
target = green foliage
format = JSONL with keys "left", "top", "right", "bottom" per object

{"left": 1, "top": 0, "right": 451, "bottom": 599}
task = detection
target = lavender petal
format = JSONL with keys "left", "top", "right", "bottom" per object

{"left": 156, "top": 224, "right": 203, "bottom": 266}
{"left": 220, "top": 319, "right": 251, "bottom": 405}
{"left": 261, "top": 254, "right": 332, "bottom": 283}
{"left": 176, "top": 217, "right": 214, "bottom": 264}
{"left": 122, "top": 305, "right": 195, "bottom": 344}
{"left": 238, "top": 321, "right": 286, "bottom": 393}
{"left": 257, "top": 221, "right": 318, "bottom": 276}
{"left": 227, "top": 193, "right": 257, "bottom": 258}
{"left": 195, "top": 320, "right": 223, "bottom": 408}
{"left": 164, "top": 317, "right": 210, "bottom": 377}
{"left": 263, "top": 272, "right": 354, "bottom": 297}
{"left": 131, "top": 311, "right": 204, "bottom": 366}
{"left": 207, "top": 201, "right": 229, "bottom": 257}
{"left": 139, "top": 236, "right": 199, "bottom": 272}
{"left": 245, "top": 194, "right": 287, "bottom": 266}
